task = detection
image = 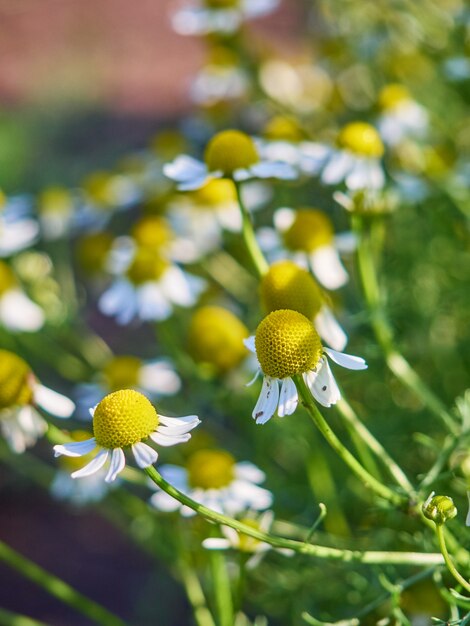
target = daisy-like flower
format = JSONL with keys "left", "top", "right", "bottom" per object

{"left": 37, "top": 186, "right": 76, "bottom": 241}
{"left": 0, "top": 193, "right": 38, "bottom": 257}
{"left": 150, "top": 448, "right": 273, "bottom": 516}
{"left": 0, "top": 349, "right": 75, "bottom": 453}
{"left": 53, "top": 389, "right": 200, "bottom": 483}
{"left": 171, "top": 0, "right": 280, "bottom": 37}
{"left": 163, "top": 129, "right": 297, "bottom": 192}
{"left": 75, "top": 355, "right": 181, "bottom": 419}
{"left": 260, "top": 260, "right": 347, "bottom": 351}
{"left": 245, "top": 309, "right": 367, "bottom": 424}
{"left": 377, "top": 84, "right": 428, "bottom": 147}
{"left": 321, "top": 122, "right": 385, "bottom": 190}
{"left": 259, "top": 208, "right": 354, "bottom": 291}
{"left": 0, "top": 260, "right": 45, "bottom": 332}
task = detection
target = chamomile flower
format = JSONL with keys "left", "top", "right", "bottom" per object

{"left": 0, "top": 349, "right": 75, "bottom": 453}
{"left": 260, "top": 260, "right": 347, "bottom": 351}
{"left": 245, "top": 310, "right": 367, "bottom": 424}
{"left": 172, "top": 0, "right": 280, "bottom": 37}
{"left": 75, "top": 355, "right": 181, "bottom": 419}
{"left": 0, "top": 261, "right": 45, "bottom": 332}
{"left": 53, "top": 389, "right": 200, "bottom": 483}
{"left": 164, "top": 129, "right": 296, "bottom": 192}
{"left": 321, "top": 122, "right": 385, "bottom": 190}
{"left": 377, "top": 84, "right": 428, "bottom": 147}
{"left": 259, "top": 208, "right": 354, "bottom": 291}
{"left": 37, "top": 186, "right": 76, "bottom": 240}
{"left": 150, "top": 448, "right": 273, "bottom": 516}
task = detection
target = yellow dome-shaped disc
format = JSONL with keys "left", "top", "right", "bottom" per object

{"left": 282, "top": 209, "right": 334, "bottom": 252}
{"left": 205, "top": 130, "right": 259, "bottom": 176}
{"left": 126, "top": 248, "right": 169, "bottom": 285}
{"left": 338, "top": 122, "right": 384, "bottom": 158}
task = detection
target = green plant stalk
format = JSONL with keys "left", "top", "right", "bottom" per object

{"left": 144, "top": 466, "right": 442, "bottom": 565}
{"left": 210, "top": 550, "right": 234, "bottom": 626}
{"left": 0, "top": 540, "right": 126, "bottom": 626}
{"left": 234, "top": 181, "right": 268, "bottom": 278}
{"left": 435, "top": 524, "right": 470, "bottom": 594}
{"left": 0, "top": 608, "right": 50, "bottom": 626}
{"left": 294, "top": 375, "right": 407, "bottom": 507}
{"left": 353, "top": 215, "right": 458, "bottom": 435}
{"left": 178, "top": 558, "right": 217, "bottom": 626}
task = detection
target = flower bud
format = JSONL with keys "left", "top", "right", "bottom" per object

{"left": 422, "top": 493, "right": 457, "bottom": 525}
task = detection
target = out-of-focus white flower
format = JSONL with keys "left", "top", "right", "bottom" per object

{"left": 190, "top": 65, "right": 249, "bottom": 106}
{"left": 172, "top": 0, "right": 280, "bottom": 36}
{"left": 0, "top": 194, "right": 38, "bottom": 257}
{"left": 0, "top": 349, "right": 75, "bottom": 453}
{"left": 150, "top": 449, "right": 273, "bottom": 516}
{"left": 54, "top": 389, "right": 200, "bottom": 483}
{"left": 377, "top": 84, "right": 428, "bottom": 147}
{"left": 0, "top": 260, "right": 45, "bottom": 332}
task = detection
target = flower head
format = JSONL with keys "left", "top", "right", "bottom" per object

{"left": 337, "top": 122, "right": 384, "bottom": 158}
{"left": 53, "top": 389, "right": 200, "bottom": 483}
{"left": 205, "top": 130, "right": 259, "bottom": 175}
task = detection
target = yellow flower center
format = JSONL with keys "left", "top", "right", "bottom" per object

{"left": 75, "top": 232, "right": 113, "bottom": 275}
{"left": 255, "top": 310, "right": 322, "bottom": 379}
{"left": 187, "top": 449, "right": 236, "bottom": 489}
{"left": 190, "top": 179, "right": 236, "bottom": 208}
{"left": 337, "top": 122, "right": 384, "bottom": 158}
{"left": 204, "top": 0, "right": 239, "bottom": 8}
{"left": 131, "top": 216, "right": 172, "bottom": 249}
{"left": 0, "top": 350, "right": 33, "bottom": 411}
{"left": 103, "top": 356, "right": 142, "bottom": 391}
{"left": 187, "top": 306, "right": 248, "bottom": 373}
{"left": 0, "top": 261, "right": 17, "bottom": 297}
{"left": 263, "top": 116, "right": 304, "bottom": 142}
{"left": 204, "top": 130, "right": 259, "bottom": 176}
{"left": 260, "top": 261, "right": 323, "bottom": 319}
{"left": 126, "top": 248, "right": 169, "bottom": 285}
{"left": 82, "top": 171, "right": 116, "bottom": 209}
{"left": 39, "top": 186, "right": 73, "bottom": 215}
{"left": 378, "top": 84, "right": 411, "bottom": 111}
{"left": 282, "top": 209, "right": 334, "bottom": 252}
{"left": 93, "top": 389, "right": 158, "bottom": 449}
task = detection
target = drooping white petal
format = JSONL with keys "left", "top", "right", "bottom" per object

{"left": 305, "top": 359, "right": 341, "bottom": 408}
{"left": 346, "top": 159, "right": 384, "bottom": 190}
{"left": 54, "top": 438, "right": 97, "bottom": 458}
{"left": 150, "top": 431, "right": 191, "bottom": 447}
{"left": 150, "top": 490, "right": 182, "bottom": 512}
{"left": 138, "top": 361, "right": 181, "bottom": 396}
{"left": 158, "top": 414, "right": 200, "bottom": 434}
{"left": 230, "top": 480, "right": 273, "bottom": 510}
{"left": 0, "top": 218, "right": 39, "bottom": 256}
{"left": 235, "top": 461, "right": 266, "bottom": 484}
{"left": 324, "top": 347, "right": 367, "bottom": 370}
{"left": 159, "top": 266, "right": 201, "bottom": 307}
{"left": 321, "top": 151, "right": 355, "bottom": 185}
{"left": 249, "top": 161, "right": 297, "bottom": 181}
{"left": 16, "top": 405, "right": 47, "bottom": 439}
{"left": 202, "top": 538, "right": 231, "bottom": 550}
{"left": 0, "top": 290, "right": 45, "bottom": 332}
{"left": 277, "top": 378, "right": 298, "bottom": 417}
{"left": 309, "top": 245, "right": 349, "bottom": 290}
{"left": 34, "top": 384, "right": 75, "bottom": 418}
{"left": 132, "top": 441, "right": 158, "bottom": 468}
{"left": 136, "top": 283, "right": 172, "bottom": 321}
{"left": 105, "top": 448, "right": 126, "bottom": 483}
{"left": 71, "top": 449, "right": 109, "bottom": 479}
{"left": 163, "top": 155, "right": 208, "bottom": 183}
{"left": 98, "top": 280, "right": 138, "bottom": 324}
{"left": 334, "top": 231, "right": 357, "bottom": 254}
{"left": 252, "top": 376, "right": 280, "bottom": 424}
{"left": 315, "top": 306, "right": 348, "bottom": 352}
{"left": 243, "top": 336, "right": 256, "bottom": 354}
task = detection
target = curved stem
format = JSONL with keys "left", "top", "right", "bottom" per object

{"left": 144, "top": 466, "right": 441, "bottom": 565}
{"left": 435, "top": 524, "right": 470, "bottom": 594}
{"left": 353, "top": 216, "right": 457, "bottom": 435}
{"left": 294, "top": 375, "right": 407, "bottom": 507}
{"left": 0, "top": 540, "right": 125, "bottom": 626}
{"left": 234, "top": 181, "right": 268, "bottom": 278}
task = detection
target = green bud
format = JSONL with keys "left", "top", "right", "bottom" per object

{"left": 422, "top": 493, "right": 457, "bottom": 525}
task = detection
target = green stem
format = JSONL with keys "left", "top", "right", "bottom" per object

{"left": 0, "top": 608, "right": 50, "bottom": 626}
{"left": 0, "top": 540, "right": 125, "bottom": 626}
{"left": 210, "top": 550, "right": 234, "bottom": 626}
{"left": 144, "top": 466, "right": 442, "bottom": 566}
{"left": 294, "top": 375, "right": 407, "bottom": 507}
{"left": 178, "top": 558, "right": 217, "bottom": 626}
{"left": 435, "top": 524, "right": 470, "bottom": 594}
{"left": 353, "top": 215, "right": 458, "bottom": 435}
{"left": 234, "top": 181, "right": 268, "bottom": 278}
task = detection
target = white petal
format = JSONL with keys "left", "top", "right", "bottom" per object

{"left": 324, "top": 347, "right": 367, "bottom": 370}
{"left": 246, "top": 368, "right": 261, "bottom": 387}
{"left": 136, "top": 283, "right": 172, "bottom": 321}
{"left": 150, "top": 431, "right": 191, "bottom": 447}
{"left": 310, "top": 245, "right": 349, "bottom": 290}
{"left": 0, "top": 290, "right": 44, "bottom": 332}
{"left": 202, "top": 538, "right": 231, "bottom": 550}
{"left": 305, "top": 361, "right": 340, "bottom": 408}
{"left": 159, "top": 464, "right": 189, "bottom": 489}
{"left": 277, "top": 378, "right": 298, "bottom": 417}
{"left": 230, "top": 480, "right": 273, "bottom": 510}
{"left": 150, "top": 491, "right": 181, "bottom": 512}
{"left": 273, "top": 207, "right": 296, "bottom": 232}
{"left": 249, "top": 161, "right": 297, "bottom": 180}
{"left": 105, "top": 448, "right": 126, "bottom": 483}
{"left": 243, "top": 0, "right": 279, "bottom": 18}
{"left": 1, "top": 412, "right": 28, "bottom": 453}
{"left": 243, "top": 336, "right": 256, "bottom": 354}
{"left": 17, "top": 406, "right": 46, "bottom": 439}
{"left": 321, "top": 152, "right": 354, "bottom": 185}
{"left": 138, "top": 361, "right": 181, "bottom": 396}
{"left": 334, "top": 231, "right": 357, "bottom": 254}
{"left": 158, "top": 414, "right": 200, "bottom": 434}
{"left": 235, "top": 461, "right": 266, "bottom": 484}
{"left": 34, "top": 384, "right": 75, "bottom": 418}
{"left": 163, "top": 155, "right": 207, "bottom": 183}
{"left": 0, "top": 218, "right": 38, "bottom": 255}
{"left": 54, "top": 438, "right": 97, "bottom": 458}
{"left": 98, "top": 280, "right": 138, "bottom": 324}
{"left": 252, "top": 376, "right": 279, "bottom": 424}
{"left": 315, "top": 306, "right": 348, "bottom": 352}
{"left": 132, "top": 441, "right": 158, "bottom": 468}
{"left": 159, "top": 266, "right": 200, "bottom": 307}
{"left": 256, "top": 226, "right": 281, "bottom": 253}
{"left": 71, "top": 449, "right": 109, "bottom": 479}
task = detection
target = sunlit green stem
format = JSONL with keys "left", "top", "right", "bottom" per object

{"left": 294, "top": 375, "right": 407, "bottom": 507}
{"left": 179, "top": 559, "right": 217, "bottom": 626}
{"left": 144, "top": 466, "right": 441, "bottom": 565}
{"left": 0, "top": 608, "right": 50, "bottom": 626}
{"left": 234, "top": 181, "right": 268, "bottom": 278}
{"left": 0, "top": 540, "right": 125, "bottom": 626}
{"left": 352, "top": 215, "right": 458, "bottom": 435}
{"left": 435, "top": 524, "right": 470, "bottom": 594}
{"left": 210, "top": 550, "right": 234, "bottom": 626}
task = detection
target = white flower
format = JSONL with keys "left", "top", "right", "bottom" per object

{"left": 53, "top": 389, "right": 200, "bottom": 483}
{"left": 256, "top": 138, "right": 331, "bottom": 176}
{"left": 0, "top": 194, "right": 38, "bottom": 257}
{"left": 164, "top": 129, "right": 297, "bottom": 192}
{"left": 377, "top": 84, "right": 428, "bottom": 147}
{"left": 172, "top": 0, "right": 280, "bottom": 36}
{"left": 150, "top": 449, "right": 273, "bottom": 516}
{"left": 190, "top": 65, "right": 250, "bottom": 106}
